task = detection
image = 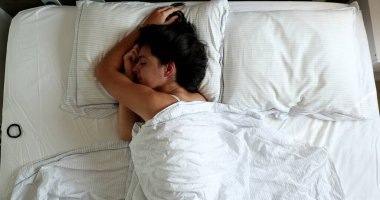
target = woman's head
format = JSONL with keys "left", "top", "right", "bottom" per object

{"left": 135, "top": 11, "right": 207, "bottom": 92}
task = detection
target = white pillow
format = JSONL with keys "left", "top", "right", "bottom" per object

{"left": 67, "top": 0, "right": 228, "bottom": 112}
{"left": 222, "top": 7, "right": 379, "bottom": 120}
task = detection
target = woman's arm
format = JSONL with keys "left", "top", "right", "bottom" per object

{"left": 97, "top": 27, "right": 140, "bottom": 75}
{"left": 95, "top": 6, "right": 181, "bottom": 121}
{"left": 96, "top": 6, "right": 180, "bottom": 77}
{"left": 118, "top": 104, "right": 140, "bottom": 141}
{"left": 117, "top": 46, "right": 141, "bottom": 141}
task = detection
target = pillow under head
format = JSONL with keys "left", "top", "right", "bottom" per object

{"left": 62, "top": 0, "right": 229, "bottom": 118}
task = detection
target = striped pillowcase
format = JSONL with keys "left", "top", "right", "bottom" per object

{"left": 62, "top": 0, "right": 229, "bottom": 118}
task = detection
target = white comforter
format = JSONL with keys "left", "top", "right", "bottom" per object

{"left": 11, "top": 102, "right": 344, "bottom": 200}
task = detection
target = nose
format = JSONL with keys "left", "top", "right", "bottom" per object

{"left": 132, "top": 65, "right": 140, "bottom": 73}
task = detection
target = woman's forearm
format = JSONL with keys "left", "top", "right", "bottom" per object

{"left": 96, "top": 27, "right": 140, "bottom": 73}
{"left": 96, "top": 6, "right": 181, "bottom": 74}
{"left": 95, "top": 27, "right": 140, "bottom": 105}
{"left": 118, "top": 103, "right": 140, "bottom": 141}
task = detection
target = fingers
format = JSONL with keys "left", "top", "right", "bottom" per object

{"left": 144, "top": 6, "right": 181, "bottom": 25}
{"left": 131, "top": 44, "right": 139, "bottom": 52}
{"left": 161, "top": 6, "right": 181, "bottom": 17}
{"left": 162, "top": 7, "right": 181, "bottom": 25}
{"left": 157, "top": 6, "right": 180, "bottom": 13}
{"left": 130, "top": 45, "right": 139, "bottom": 55}
{"left": 165, "top": 15, "right": 178, "bottom": 25}
{"left": 130, "top": 45, "right": 140, "bottom": 63}
{"left": 156, "top": 6, "right": 170, "bottom": 12}
{"left": 123, "top": 45, "right": 140, "bottom": 78}
{"left": 124, "top": 45, "right": 140, "bottom": 63}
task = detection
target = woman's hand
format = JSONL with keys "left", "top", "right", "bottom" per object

{"left": 142, "top": 6, "right": 181, "bottom": 26}
{"left": 123, "top": 45, "right": 139, "bottom": 80}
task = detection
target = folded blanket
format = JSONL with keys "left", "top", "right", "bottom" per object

{"left": 11, "top": 102, "right": 344, "bottom": 200}
{"left": 130, "top": 101, "right": 344, "bottom": 200}
{"left": 10, "top": 141, "right": 134, "bottom": 200}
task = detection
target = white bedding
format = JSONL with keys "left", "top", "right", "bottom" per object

{"left": 11, "top": 102, "right": 344, "bottom": 200}
{"left": 1, "top": 6, "right": 120, "bottom": 200}
{"left": 10, "top": 142, "right": 131, "bottom": 200}
{"left": 222, "top": 7, "right": 378, "bottom": 120}
{"left": 1, "top": 2, "right": 380, "bottom": 200}
{"left": 129, "top": 102, "right": 344, "bottom": 199}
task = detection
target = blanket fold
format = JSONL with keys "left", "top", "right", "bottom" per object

{"left": 11, "top": 102, "right": 344, "bottom": 200}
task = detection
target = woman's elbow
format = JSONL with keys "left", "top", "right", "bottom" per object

{"left": 95, "top": 65, "right": 109, "bottom": 87}
{"left": 95, "top": 65, "right": 102, "bottom": 80}
{"left": 118, "top": 131, "right": 132, "bottom": 142}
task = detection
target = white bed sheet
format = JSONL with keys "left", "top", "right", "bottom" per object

{"left": 266, "top": 117, "right": 380, "bottom": 200}
{"left": 0, "top": 6, "right": 120, "bottom": 200}
{"left": 1, "top": 2, "right": 379, "bottom": 200}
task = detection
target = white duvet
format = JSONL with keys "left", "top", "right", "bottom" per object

{"left": 11, "top": 102, "right": 344, "bottom": 200}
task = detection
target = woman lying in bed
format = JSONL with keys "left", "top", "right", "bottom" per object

{"left": 95, "top": 6, "right": 207, "bottom": 141}
{"left": 96, "top": 6, "right": 345, "bottom": 199}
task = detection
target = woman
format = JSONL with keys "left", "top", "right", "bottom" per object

{"left": 95, "top": 6, "right": 208, "bottom": 141}
{"left": 96, "top": 8, "right": 345, "bottom": 199}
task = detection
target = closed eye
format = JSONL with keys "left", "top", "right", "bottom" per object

{"left": 137, "top": 57, "right": 147, "bottom": 66}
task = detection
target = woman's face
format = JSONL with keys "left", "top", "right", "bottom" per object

{"left": 133, "top": 45, "right": 167, "bottom": 89}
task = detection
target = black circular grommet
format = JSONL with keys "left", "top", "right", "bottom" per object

{"left": 7, "top": 124, "right": 22, "bottom": 138}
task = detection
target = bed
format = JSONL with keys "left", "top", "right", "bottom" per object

{"left": 1, "top": 0, "right": 379, "bottom": 199}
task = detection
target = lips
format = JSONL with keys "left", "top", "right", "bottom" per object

{"left": 132, "top": 74, "right": 140, "bottom": 83}
{"left": 136, "top": 75, "right": 142, "bottom": 83}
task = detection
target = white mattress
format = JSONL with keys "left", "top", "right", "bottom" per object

{"left": 1, "top": 2, "right": 380, "bottom": 200}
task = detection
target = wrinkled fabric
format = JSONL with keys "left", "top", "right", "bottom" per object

{"left": 130, "top": 101, "right": 345, "bottom": 200}
{"left": 10, "top": 102, "right": 344, "bottom": 200}
{"left": 10, "top": 142, "right": 131, "bottom": 200}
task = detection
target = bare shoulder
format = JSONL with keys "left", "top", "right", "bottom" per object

{"left": 192, "top": 93, "right": 207, "bottom": 101}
